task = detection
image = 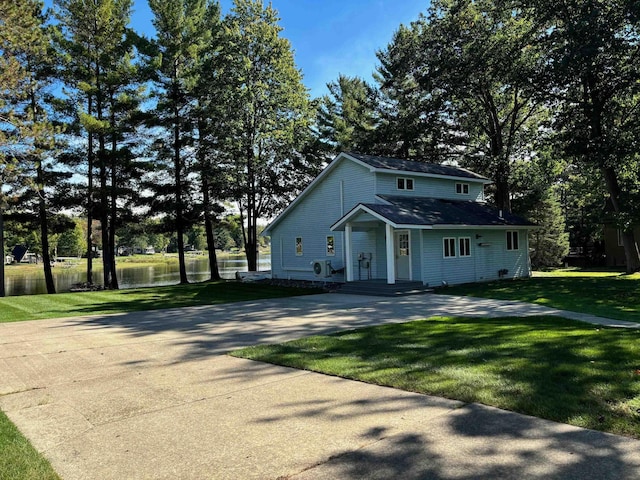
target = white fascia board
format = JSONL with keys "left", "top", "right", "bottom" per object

{"left": 431, "top": 224, "right": 538, "bottom": 230}
{"left": 331, "top": 204, "right": 434, "bottom": 231}
{"left": 374, "top": 168, "right": 491, "bottom": 184}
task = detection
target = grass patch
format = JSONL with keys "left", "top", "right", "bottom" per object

{"left": 437, "top": 272, "right": 640, "bottom": 323}
{"left": 0, "top": 281, "right": 320, "bottom": 323}
{"left": 0, "top": 409, "right": 60, "bottom": 480}
{"left": 232, "top": 316, "right": 640, "bottom": 439}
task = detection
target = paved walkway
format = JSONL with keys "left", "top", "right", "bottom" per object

{"left": 1, "top": 293, "right": 639, "bottom": 479}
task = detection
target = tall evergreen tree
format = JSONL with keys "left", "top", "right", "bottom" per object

{"left": 1, "top": 0, "right": 63, "bottom": 294}
{"left": 1, "top": 0, "right": 48, "bottom": 296}
{"left": 148, "top": 0, "right": 218, "bottom": 284}
{"left": 192, "top": 1, "right": 224, "bottom": 281}
{"left": 55, "top": 0, "right": 136, "bottom": 288}
{"left": 317, "top": 74, "right": 378, "bottom": 155}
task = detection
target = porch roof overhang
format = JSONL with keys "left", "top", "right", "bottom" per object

{"left": 331, "top": 196, "right": 538, "bottom": 232}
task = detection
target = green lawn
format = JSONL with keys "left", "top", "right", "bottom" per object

{"left": 0, "top": 281, "right": 320, "bottom": 323}
{"left": 0, "top": 410, "right": 60, "bottom": 480}
{"left": 232, "top": 315, "right": 640, "bottom": 439}
{"left": 437, "top": 271, "right": 640, "bottom": 323}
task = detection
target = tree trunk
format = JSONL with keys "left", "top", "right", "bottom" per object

{"left": 602, "top": 166, "right": 640, "bottom": 272}
{"left": 202, "top": 176, "right": 221, "bottom": 281}
{"left": 0, "top": 211, "right": 5, "bottom": 297}
{"left": 173, "top": 86, "right": 188, "bottom": 284}
{"left": 37, "top": 160, "right": 55, "bottom": 294}
{"left": 109, "top": 101, "right": 119, "bottom": 289}
{"left": 99, "top": 139, "right": 111, "bottom": 288}
{"left": 86, "top": 97, "right": 94, "bottom": 285}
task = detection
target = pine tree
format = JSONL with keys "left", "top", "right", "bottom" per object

{"left": 1, "top": 0, "right": 63, "bottom": 294}
{"left": 527, "top": 190, "right": 570, "bottom": 269}
{"left": 148, "top": 0, "right": 217, "bottom": 284}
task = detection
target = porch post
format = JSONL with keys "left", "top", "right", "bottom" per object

{"left": 386, "top": 223, "right": 395, "bottom": 284}
{"left": 345, "top": 223, "right": 354, "bottom": 282}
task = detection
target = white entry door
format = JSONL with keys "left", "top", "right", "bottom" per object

{"left": 395, "top": 230, "right": 411, "bottom": 280}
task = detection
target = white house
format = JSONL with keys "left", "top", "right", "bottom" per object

{"left": 262, "top": 152, "right": 535, "bottom": 287}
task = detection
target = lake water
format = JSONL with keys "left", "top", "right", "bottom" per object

{"left": 4, "top": 254, "right": 271, "bottom": 296}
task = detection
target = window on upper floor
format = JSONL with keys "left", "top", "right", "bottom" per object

{"left": 506, "top": 231, "right": 519, "bottom": 251}
{"left": 397, "top": 177, "right": 414, "bottom": 191}
{"left": 456, "top": 182, "right": 469, "bottom": 195}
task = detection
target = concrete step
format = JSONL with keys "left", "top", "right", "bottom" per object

{"left": 338, "top": 281, "right": 433, "bottom": 297}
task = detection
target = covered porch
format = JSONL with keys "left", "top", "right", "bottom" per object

{"left": 331, "top": 204, "right": 427, "bottom": 285}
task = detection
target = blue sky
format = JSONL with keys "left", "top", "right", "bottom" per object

{"left": 128, "top": 0, "right": 429, "bottom": 98}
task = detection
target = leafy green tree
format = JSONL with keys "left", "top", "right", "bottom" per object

{"left": 220, "top": 0, "right": 319, "bottom": 271}
{"left": 57, "top": 218, "right": 87, "bottom": 257}
{"left": 412, "top": 0, "right": 545, "bottom": 212}
{"left": 527, "top": 0, "right": 640, "bottom": 271}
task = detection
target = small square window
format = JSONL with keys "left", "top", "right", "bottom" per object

{"left": 459, "top": 237, "right": 471, "bottom": 257}
{"left": 326, "top": 236, "right": 335, "bottom": 256}
{"left": 443, "top": 237, "right": 456, "bottom": 258}
{"left": 295, "top": 237, "right": 303, "bottom": 256}
{"left": 506, "top": 231, "right": 519, "bottom": 251}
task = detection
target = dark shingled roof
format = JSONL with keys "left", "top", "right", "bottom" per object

{"left": 347, "top": 152, "right": 490, "bottom": 181}
{"left": 362, "top": 195, "right": 535, "bottom": 227}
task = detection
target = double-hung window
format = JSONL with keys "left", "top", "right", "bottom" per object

{"left": 443, "top": 237, "right": 456, "bottom": 258}
{"left": 459, "top": 237, "right": 471, "bottom": 257}
{"left": 506, "top": 231, "right": 519, "bottom": 251}
{"left": 397, "top": 177, "right": 414, "bottom": 191}
{"left": 295, "top": 237, "right": 303, "bottom": 256}
{"left": 456, "top": 183, "right": 469, "bottom": 195}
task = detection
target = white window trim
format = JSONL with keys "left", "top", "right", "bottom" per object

{"left": 396, "top": 177, "right": 414, "bottom": 191}
{"left": 295, "top": 236, "right": 303, "bottom": 256}
{"left": 326, "top": 235, "right": 335, "bottom": 256}
{"left": 506, "top": 231, "right": 519, "bottom": 251}
{"left": 443, "top": 237, "right": 457, "bottom": 258}
{"left": 459, "top": 237, "right": 471, "bottom": 257}
{"left": 456, "top": 182, "right": 470, "bottom": 195}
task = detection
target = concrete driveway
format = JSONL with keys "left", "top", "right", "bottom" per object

{"left": 1, "top": 293, "right": 639, "bottom": 479}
